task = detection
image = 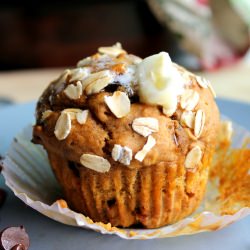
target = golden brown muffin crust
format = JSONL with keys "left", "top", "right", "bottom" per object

{"left": 32, "top": 45, "right": 220, "bottom": 228}
{"left": 34, "top": 73, "right": 219, "bottom": 170}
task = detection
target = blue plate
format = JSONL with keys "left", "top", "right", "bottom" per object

{"left": 0, "top": 99, "right": 249, "bottom": 250}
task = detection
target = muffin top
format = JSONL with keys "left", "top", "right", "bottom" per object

{"left": 33, "top": 43, "right": 220, "bottom": 173}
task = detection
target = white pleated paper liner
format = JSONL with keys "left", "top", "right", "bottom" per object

{"left": 1, "top": 118, "right": 250, "bottom": 239}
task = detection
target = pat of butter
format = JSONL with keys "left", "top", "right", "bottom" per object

{"left": 137, "top": 52, "right": 185, "bottom": 111}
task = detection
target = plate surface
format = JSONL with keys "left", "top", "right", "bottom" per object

{"left": 0, "top": 99, "right": 249, "bottom": 250}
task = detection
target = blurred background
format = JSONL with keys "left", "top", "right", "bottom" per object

{"left": 0, "top": 0, "right": 249, "bottom": 104}
{"left": 0, "top": 0, "right": 186, "bottom": 70}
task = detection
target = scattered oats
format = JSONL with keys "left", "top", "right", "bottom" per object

{"left": 132, "top": 117, "right": 159, "bottom": 137}
{"left": 114, "top": 42, "right": 122, "bottom": 49}
{"left": 70, "top": 68, "right": 90, "bottom": 82}
{"left": 184, "top": 128, "right": 198, "bottom": 141}
{"left": 219, "top": 120, "right": 233, "bottom": 143}
{"left": 62, "top": 109, "right": 88, "bottom": 124}
{"left": 128, "top": 54, "right": 142, "bottom": 64}
{"left": 41, "top": 110, "right": 52, "bottom": 121}
{"left": 112, "top": 144, "right": 122, "bottom": 161}
{"left": 62, "top": 108, "right": 82, "bottom": 119}
{"left": 52, "top": 70, "right": 71, "bottom": 95}
{"left": 135, "top": 135, "right": 156, "bottom": 162}
{"left": 80, "top": 154, "right": 111, "bottom": 173}
{"left": 84, "top": 70, "right": 114, "bottom": 95}
{"left": 112, "top": 144, "right": 133, "bottom": 166}
{"left": 104, "top": 91, "right": 130, "bottom": 118}
{"left": 207, "top": 81, "right": 216, "bottom": 98}
{"left": 162, "top": 106, "right": 176, "bottom": 117}
{"left": 53, "top": 69, "right": 71, "bottom": 88}
{"left": 184, "top": 146, "right": 202, "bottom": 169}
{"left": 54, "top": 112, "right": 71, "bottom": 140}
{"left": 196, "top": 76, "right": 209, "bottom": 88}
{"left": 194, "top": 109, "right": 206, "bottom": 138}
{"left": 181, "top": 70, "right": 195, "bottom": 84}
{"left": 98, "top": 43, "right": 126, "bottom": 57}
{"left": 63, "top": 81, "right": 83, "bottom": 100}
{"left": 77, "top": 57, "right": 92, "bottom": 67}
{"left": 162, "top": 97, "right": 177, "bottom": 116}
{"left": 76, "top": 110, "right": 89, "bottom": 124}
{"left": 196, "top": 75, "right": 216, "bottom": 97}
{"left": 181, "top": 89, "right": 200, "bottom": 111}
{"left": 181, "top": 111, "right": 195, "bottom": 128}
{"left": 120, "top": 146, "right": 133, "bottom": 165}
{"left": 173, "top": 133, "right": 179, "bottom": 146}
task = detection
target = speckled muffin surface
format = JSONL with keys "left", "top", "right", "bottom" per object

{"left": 33, "top": 43, "right": 220, "bottom": 228}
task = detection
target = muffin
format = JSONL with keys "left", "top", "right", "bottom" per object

{"left": 33, "top": 43, "right": 220, "bottom": 228}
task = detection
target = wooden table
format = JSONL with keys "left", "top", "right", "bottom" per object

{"left": 0, "top": 61, "right": 249, "bottom": 104}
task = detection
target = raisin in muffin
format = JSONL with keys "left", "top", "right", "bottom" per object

{"left": 33, "top": 43, "right": 220, "bottom": 228}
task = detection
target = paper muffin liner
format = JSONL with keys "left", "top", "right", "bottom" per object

{"left": 1, "top": 117, "right": 250, "bottom": 239}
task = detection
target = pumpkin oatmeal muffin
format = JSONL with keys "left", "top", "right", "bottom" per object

{"left": 33, "top": 43, "right": 220, "bottom": 228}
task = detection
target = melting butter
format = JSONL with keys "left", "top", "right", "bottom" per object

{"left": 137, "top": 52, "right": 186, "bottom": 112}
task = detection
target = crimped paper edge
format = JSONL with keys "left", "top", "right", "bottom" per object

{"left": 1, "top": 118, "right": 250, "bottom": 240}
